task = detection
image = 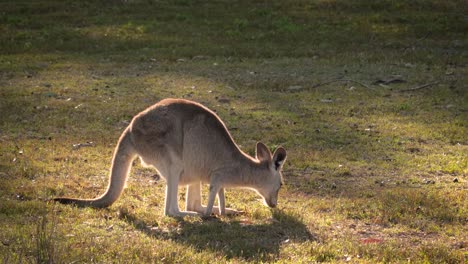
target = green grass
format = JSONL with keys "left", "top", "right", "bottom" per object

{"left": 1, "top": 0, "right": 467, "bottom": 263}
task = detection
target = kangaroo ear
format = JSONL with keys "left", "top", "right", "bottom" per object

{"left": 273, "top": 147, "right": 287, "bottom": 170}
{"left": 256, "top": 142, "right": 272, "bottom": 162}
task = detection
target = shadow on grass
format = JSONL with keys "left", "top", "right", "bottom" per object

{"left": 119, "top": 209, "right": 316, "bottom": 261}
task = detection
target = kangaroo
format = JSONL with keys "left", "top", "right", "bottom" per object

{"left": 54, "top": 98, "right": 287, "bottom": 217}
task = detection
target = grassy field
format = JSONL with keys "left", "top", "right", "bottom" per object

{"left": 1, "top": 0, "right": 467, "bottom": 263}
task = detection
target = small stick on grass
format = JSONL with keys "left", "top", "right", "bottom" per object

{"left": 312, "top": 79, "right": 372, "bottom": 89}
{"left": 399, "top": 81, "right": 440, "bottom": 92}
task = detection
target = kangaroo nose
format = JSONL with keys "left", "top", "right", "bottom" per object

{"left": 268, "top": 199, "right": 277, "bottom": 208}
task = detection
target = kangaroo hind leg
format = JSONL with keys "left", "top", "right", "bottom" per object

{"left": 158, "top": 162, "right": 197, "bottom": 217}
{"left": 185, "top": 182, "right": 204, "bottom": 214}
{"left": 186, "top": 182, "right": 242, "bottom": 216}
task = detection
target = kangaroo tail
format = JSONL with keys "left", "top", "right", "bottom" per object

{"left": 54, "top": 127, "right": 137, "bottom": 208}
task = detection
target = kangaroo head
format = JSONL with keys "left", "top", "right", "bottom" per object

{"left": 255, "top": 142, "right": 287, "bottom": 208}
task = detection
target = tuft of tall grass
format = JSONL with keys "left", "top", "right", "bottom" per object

{"left": 35, "top": 214, "right": 59, "bottom": 264}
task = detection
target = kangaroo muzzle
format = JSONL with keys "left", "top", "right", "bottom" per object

{"left": 265, "top": 196, "right": 277, "bottom": 208}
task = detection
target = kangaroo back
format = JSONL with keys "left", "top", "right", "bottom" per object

{"left": 54, "top": 128, "right": 137, "bottom": 208}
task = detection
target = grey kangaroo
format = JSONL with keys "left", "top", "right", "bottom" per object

{"left": 54, "top": 98, "right": 287, "bottom": 217}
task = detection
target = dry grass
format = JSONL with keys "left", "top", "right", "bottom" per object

{"left": 1, "top": 0, "right": 467, "bottom": 263}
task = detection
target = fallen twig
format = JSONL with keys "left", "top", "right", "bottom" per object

{"left": 372, "top": 75, "right": 406, "bottom": 85}
{"left": 399, "top": 81, "right": 440, "bottom": 92}
{"left": 72, "top": 141, "right": 95, "bottom": 150}
{"left": 311, "top": 79, "right": 372, "bottom": 89}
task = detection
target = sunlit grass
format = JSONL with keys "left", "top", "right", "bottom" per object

{"left": 1, "top": 0, "right": 467, "bottom": 263}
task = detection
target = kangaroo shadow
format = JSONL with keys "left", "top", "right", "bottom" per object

{"left": 119, "top": 209, "right": 316, "bottom": 261}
